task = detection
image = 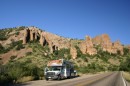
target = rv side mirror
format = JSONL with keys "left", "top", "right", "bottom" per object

{"left": 44, "top": 67, "right": 49, "bottom": 75}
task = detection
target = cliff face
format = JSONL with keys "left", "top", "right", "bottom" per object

{"left": 23, "top": 26, "right": 71, "bottom": 53}
{"left": 92, "top": 34, "right": 124, "bottom": 55}
{"left": 22, "top": 27, "right": 125, "bottom": 56}
{"left": 79, "top": 36, "right": 97, "bottom": 55}
{"left": 0, "top": 26, "right": 127, "bottom": 62}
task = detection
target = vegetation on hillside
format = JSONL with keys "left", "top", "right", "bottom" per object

{"left": 0, "top": 26, "right": 25, "bottom": 41}
{"left": 0, "top": 40, "right": 24, "bottom": 54}
{"left": 0, "top": 27, "right": 130, "bottom": 85}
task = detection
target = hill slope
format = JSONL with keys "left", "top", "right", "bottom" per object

{"left": 0, "top": 26, "right": 130, "bottom": 85}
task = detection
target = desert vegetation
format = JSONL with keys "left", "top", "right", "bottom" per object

{"left": 0, "top": 27, "right": 130, "bottom": 85}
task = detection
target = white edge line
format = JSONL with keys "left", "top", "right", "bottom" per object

{"left": 121, "top": 71, "right": 127, "bottom": 86}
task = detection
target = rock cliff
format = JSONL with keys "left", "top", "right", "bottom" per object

{"left": 22, "top": 27, "right": 125, "bottom": 56}
{"left": 22, "top": 26, "right": 71, "bottom": 53}
{"left": 0, "top": 26, "right": 126, "bottom": 61}
{"left": 79, "top": 36, "right": 97, "bottom": 55}
{"left": 92, "top": 34, "right": 124, "bottom": 55}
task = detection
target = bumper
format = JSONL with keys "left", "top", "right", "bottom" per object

{"left": 45, "top": 75, "right": 58, "bottom": 79}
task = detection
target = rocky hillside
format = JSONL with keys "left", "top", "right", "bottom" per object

{"left": 0, "top": 26, "right": 130, "bottom": 64}
{"left": 0, "top": 26, "right": 129, "bottom": 63}
{"left": 0, "top": 26, "right": 130, "bottom": 84}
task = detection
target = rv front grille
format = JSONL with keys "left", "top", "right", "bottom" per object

{"left": 47, "top": 72, "right": 55, "bottom": 76}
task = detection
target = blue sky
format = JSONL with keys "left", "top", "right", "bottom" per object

{"left": 0, "top": 0, "right": 130, "bottom": 45}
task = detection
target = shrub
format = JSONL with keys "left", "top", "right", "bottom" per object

{"left": 0, "top": 44, "right": 5, "bottom": 54}
{"left": 123, "top": 48, "right": 129, "bottom": 56}
{"left": 0, "top": 61, "right": 45, "bottom": 85}
{"left": 120, "top": 57, "right": 130, "bottom": 71}
{"left": 54, "top": 48, "right": 70, "bottom": 59}
{"left": 15, "top": 32, "right": 19, "bottom": 35}
{"left": 10, "top": 56, "right": 17, "bottom": 61}
{"left": 26, "top": 52, "right": 32, "bottom": 56}
{"left": 0, "top": 34, "right": 7, "bottom": 41}
{"left": 7, "top": 65, "right": 24, "bottom": 83}
{"left": 17, "top": 26, "right": 25, "bottom": 31}
{"left": 15, "top": 43, "right": 24, "bottom": 50}
{"left": 75, "top": 46, "right": 82, "bottom": 57}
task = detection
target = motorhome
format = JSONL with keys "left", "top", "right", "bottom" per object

{"left": 44, "top": 59, "right": 76, "bottom": 80}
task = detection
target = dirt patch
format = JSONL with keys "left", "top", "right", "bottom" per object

{"left": 1, "top": 48, "right": 32, "bottom": 64}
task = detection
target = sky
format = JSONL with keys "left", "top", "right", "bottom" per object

{"left": 0, "top": 0, "right": 130, "bottom": 45}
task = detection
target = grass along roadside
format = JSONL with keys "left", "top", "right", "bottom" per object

{"left": 123, "top": 71, "right": 130, "bottom": 82}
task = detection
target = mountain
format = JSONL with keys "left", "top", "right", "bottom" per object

{"left": 0, "top": 26, "right": 130, "bottom": 84}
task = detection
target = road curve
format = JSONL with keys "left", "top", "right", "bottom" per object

{"left": 75, "top": 72, "right": 125, "bottom": 86}
{"left": 18, "top": 71, "right": 129, "bottom": 86}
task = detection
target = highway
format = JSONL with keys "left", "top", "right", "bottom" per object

{"left": 19, "top": 71, "right": 129, "bottom": 86}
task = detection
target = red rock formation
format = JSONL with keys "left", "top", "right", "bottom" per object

{"left": 22, "top": 27, "right": 125, "bottom": 57}
{"left": 79, "top": 36, "right": 97, "bottom": 55}
{"left": 70, "top": 46, "right": 77, "bottom": 59}
{"left": 23, "top": 26, "right": 71, "bottom": 54}
{"left": 93, "top": 34, "right": 124, "bottom": 55}
{"left": 23, "top": 28, "right": 30, "bottom": 44}
{"left": 113, "top": 41, "right": 123, "bottom": 55}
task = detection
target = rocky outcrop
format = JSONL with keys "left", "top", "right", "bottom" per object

{"left": 70, "top": 46, "right": 77, "bottom": 59}
{"left": 29, "top": 27, "right": 40, "bottom": 41}
{"left": 101, "top": 34, "right": 113, "bottom": 53}
{"left": 1, "top": 26, "right": 128, "bottom": 63}
{"left": 23, "top": 29, "right": 30, "bottom": 44}
{"left": 112, "top": 41, "right": 124, "bottom": 55}
{"left": 22, "top": 26, "right": 70, "bottom": 53}
{"left": 92, "top": 34, "right": 124, "bottom": 55}
{"left": 79, "top": 36, "right": 97, "bottom": 55}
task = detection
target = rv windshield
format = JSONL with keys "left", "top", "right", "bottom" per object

{"left": 48, "top": 66, "right": 62, "bottom": 71}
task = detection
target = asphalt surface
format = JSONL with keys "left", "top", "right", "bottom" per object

{"left": 19, "top": 71, "right": 129, "bottom": 86}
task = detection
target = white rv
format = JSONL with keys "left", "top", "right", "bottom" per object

{"left": 44, "top": 59, "right": 76, "bottom": 80}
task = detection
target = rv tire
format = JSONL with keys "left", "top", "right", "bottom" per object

{"left": 57, "top": 75, "right": 61, "bottom": 80}
{"left": 45, "top": 78, "right": 49, "bottom": 81}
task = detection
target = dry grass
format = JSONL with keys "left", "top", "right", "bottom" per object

{"left": 123, "top": 71, "right": 130, "bottom": 82}
{"left": 16, "top": 76, "right": 34, "bottom": 83}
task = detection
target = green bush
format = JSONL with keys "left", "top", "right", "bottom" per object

{"left": 123, "top": 48, "right": 129, "bottom": 56}
{"left": 54, "top": 48, "right": 70, "bottom": 59}
{"left": 0, "top": 30, "right": 7, "bottom": 41}
{"left": 17, "top": 26, "right": 25, "bottom": 31}
{"left": 15, "top": 32, "right": 19, "bottom": 35}
{"left": 0, "top": 44, "right": 5, "bottom": 54}
{"left": 7, "top": 65, "right": 24, "bottom": 83}
{"left": 0, "top": 36, "right": 7, "bottom": 40}
{"left": 74, "top": 62, "right": 105, "bottom": 74}
{"left": 26, "top": 52, "right": 32, "bottom": 56}
{"left": 10, "top": 56, "right": 17, "bottom": 61}
{"left": 15, "top": 42, "right": 24, "bottom": 50}
{"left": 0, "top": 61, "right": 44, "bottom": 85}
{"left": 120, "top": 57, "right": 130, "bottom": 71}
{"left": 75, "top": 46, "right": 82, "bottom": 57}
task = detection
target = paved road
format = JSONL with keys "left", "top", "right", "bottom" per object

{"left": 19, "top": 71, "right": 129, "bottom": 86}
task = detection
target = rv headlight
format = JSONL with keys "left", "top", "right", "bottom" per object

{"left": 56, "top": 72, "right": 60, "bottom": 75}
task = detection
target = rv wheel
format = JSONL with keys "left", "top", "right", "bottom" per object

{"left": 45, "top": 78, "right": 49, "bottom": 81}
{"left": 57, "top": 75, "right": 61, "bottom": 80}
